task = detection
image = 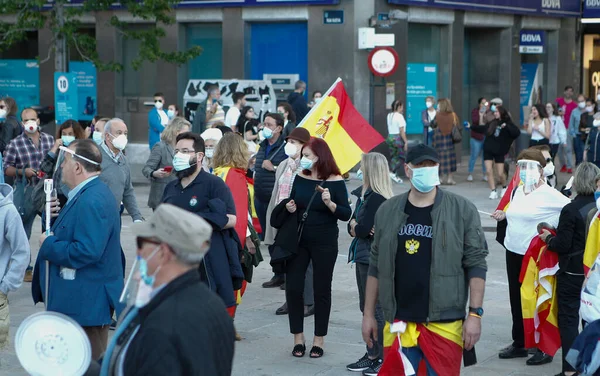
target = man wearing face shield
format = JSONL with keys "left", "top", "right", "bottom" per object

{"left": 362, "top": 144, "right": 488, "bottom": 375}
{"left": 160, "top": 132, "right": 243, "bottom": 316}
{"left": 85, "top": 204, "right": 235, "bottom": 376}
{"left": 492, "top": 149, "right": 570, "bottom": 365}
{"left": 99, "top": 118, "right": 143, "bottom": 223}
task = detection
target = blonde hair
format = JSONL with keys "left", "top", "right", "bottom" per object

{"left": 213, "top": 133, "right": 249, "bottom": 170}
{"left": 361, "top": 152, "right": 393, "bottom": 199}
{"left": 161, "top": 117, "right": 191, "bottom": 145}
{"left": 437, "top": 98, "right": 454, "bottom": 113}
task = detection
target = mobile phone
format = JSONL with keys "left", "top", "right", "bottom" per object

{"left": 164, "top": 166, "right": 173, "bottom": 173}
{"left": 463, "top": 347, "right": 477, "bottom": 367}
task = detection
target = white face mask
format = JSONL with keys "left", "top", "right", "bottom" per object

{"left": 587, "top": 106, "right": 594, "bottom": 113}
{"left": 543, "top": 162, "right": 555, "bottom": 177}
{"left": 594, "top": 119, "right": 600, "bottom": 127}
{"left": 425, "top": 101, "right": 433, "bottom": 109}
{"left": 155, "top": 101, "right": 163, "bottom": 110}
{"left": 111, "top": 134, "right": 128, "bottom": 151}
{"left": 284, "top": 142, "right": 298, "bottom": 158}
{"left": 24, "top": 120, "right": 38, "bottom": 134}
{"left": 579, "top": 101, "right": 586, "bottom": 109}
{"left": 204, "top": 148, "right": 214, "bottom": 159}
{"left": 0, "top": 109, "right": 6, "bottom": 119}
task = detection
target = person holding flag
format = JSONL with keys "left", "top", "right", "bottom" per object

{"left": 362, "top": 144, "right": 488, "bottom": 375}
{"left": 538, "top": 162, "right": 599, "bottom": 376}
{"left": 492, "top": 149, "right": 569, "bottom": 365}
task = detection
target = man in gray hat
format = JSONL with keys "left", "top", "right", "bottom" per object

{"left": 95, "top": 203, "right": 235, "bottom": 376}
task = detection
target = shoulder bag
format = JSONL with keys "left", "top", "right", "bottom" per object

{"left": 297, "top": 180, "right": 325, "bottom": 243}
{"left": 14, "top": 168, "right": 37, "bottom": 220}
{"left": 451, "top": 113, "right": 463, "bottom": 144}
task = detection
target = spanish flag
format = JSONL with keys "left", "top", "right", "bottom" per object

{"left": 519, "top": 233, "right": 561, "bottom": 356}
{"left": 298, "top": 78, "right": 384, "bottom": 174}
{"left": 496, "top": 166, "right": 521, "bottom": 212}
{"left": 380, "top": 320, "right": 463, "bottom": 376}
{"left": 584, "top": 211, "right": 600, "bottom": 275}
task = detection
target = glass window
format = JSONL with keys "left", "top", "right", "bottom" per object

{"left": 122, "top": 25, "right": 157, "bottom": 97}
{"left": 186, "top": 24, "right": 222, "bottom": 80}
{"left": 0, "top": 31, "right": 38, "bottom": 59}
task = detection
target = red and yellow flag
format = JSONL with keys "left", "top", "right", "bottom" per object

{"left": 519, "top": 234, "right": 561, "bottom": 356}
{"left": 497, "top": 166, "right": 521, "bottom": 212}
{"left": 299, "top": 79, "right": 384, "bottom": 174}
{"left": 380, "top": 320, "right": 463, "bottom": 376}
{"left": 584, "top": 211, "right": 600, "bottom": 274}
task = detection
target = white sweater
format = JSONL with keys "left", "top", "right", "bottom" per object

{"left": 504, "top": 184, "right": 570, "bottom": 255}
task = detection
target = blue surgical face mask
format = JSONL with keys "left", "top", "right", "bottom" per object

{"left": 409, "top": 165, "right": 440, "bottom": 193}
{"left": 356, "top": 169, "right": 364, "bottom": 181}
{"left": 491, "top": 105, "right": 497, "bottom": 112}
{"left": 167, "top": 109, "right": 175, "bottom": 119}
{"left": 138, "top": 246, "right": 161, "bottom": 286}
{"left": 262, "top": 127, "right": 273, "bottom": 140}
{"left": 595, "top": 191, "right": 600, "bottom": 202}
{"left": 92, "top": 131, "right": 103, "bottom": 145}
{"left": 61, "top": 135, "right": 75, "bottom": 146}
{"left": 300, "top": 156, "right": 314, "bottom": 170}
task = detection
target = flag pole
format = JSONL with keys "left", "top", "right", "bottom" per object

{"left": 297, "top": 77, "right": 342, "bottom": 128}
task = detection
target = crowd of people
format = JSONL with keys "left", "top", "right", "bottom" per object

{"left": 0, "top": 77, "right": 599, "bottom": 376}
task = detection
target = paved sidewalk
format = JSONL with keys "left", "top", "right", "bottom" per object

{"left": 0, "top": 160, "right": 572, "bottom": 376}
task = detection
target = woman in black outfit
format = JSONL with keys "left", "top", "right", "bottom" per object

{"left": 285, "top": 137, "right": 351, "bottom": 359}
{"left": 345, "top": 152, "right": 391, "bottom": 374}
{"left": 236, "top": 106, "right": 260, "bottom": 142}
{"left": 540, "top": 162, "right": 600, "bottom": 376}
{"left": 483, "top": 105, "right": 520, "bottom": 200}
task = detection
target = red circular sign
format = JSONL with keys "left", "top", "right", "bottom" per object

{"left": 368, "top": 47, "right": 399, "bottom": 77}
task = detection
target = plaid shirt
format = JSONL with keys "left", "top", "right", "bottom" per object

{"left": 4, "top": 132, "right": 54, "bottom": 184}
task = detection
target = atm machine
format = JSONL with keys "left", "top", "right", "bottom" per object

{"left": 263, "top": 74, "right": 300, "bottom": 105}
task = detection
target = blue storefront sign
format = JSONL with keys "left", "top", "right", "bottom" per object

{"left": 46, "top": 0, "right": 339, "bottom": 8}
{"left": 0, "top": 60, "right": 39, "bottom": 113}
{"left": 519, "top": 30, "right": 545, "bottom": 54}
{"left": 520, "top": 63, "right": 544, "bottom": 125}
{"left": 54, "top": 72, "right": 79, "bottom": 125}
{"left": 387, "top": 0, "right": 580, "bottom": 17}
{"left": 69, "top": 62, "right": 97, "bottom": 121}
{"left": 323, "top": 10, "right": 344, "bottom": 24}
{"left": 583, "top": 0, "right": 600, "bottom": 18}
{"left": 406, "top": 64, "right": 437, "bottom": 135}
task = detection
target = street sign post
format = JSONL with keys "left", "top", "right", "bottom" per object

{"left": 367, "top": 47, "right": 399, "bottom": 77}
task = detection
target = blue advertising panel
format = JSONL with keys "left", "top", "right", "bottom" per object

{"left": 520, "top": 63, "right": 543, "bottom": 125}
{"left": 69, "top": 62, "right": 97, "bottom": 121}
{"left": 387, "top": 0, "right": 580, "bottom": 17}
{"left": 583, "top": 0, "right": 600, "bottom": 18}
{"left": 54, "top": 72, "right": 79, "bottom": 125}
{"left": 0, "top": 60, "right": 39, "bottom": 112}
{"left": 519, "top": 30, "right": 545, "bottom": 54}
{"left": 406, "top": 63, "right": 437, "bottom": 135}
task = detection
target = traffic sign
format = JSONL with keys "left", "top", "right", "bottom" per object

{"left": 367, "top": 47, "right": 399, "bottom": 77}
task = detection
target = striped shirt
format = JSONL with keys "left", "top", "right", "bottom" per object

{"left": 206, "top": 102, "right": 225, "bottom": 128}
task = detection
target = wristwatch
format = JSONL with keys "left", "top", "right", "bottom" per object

{"left": 469, "top": 307, "right": 484, "bottom": 317}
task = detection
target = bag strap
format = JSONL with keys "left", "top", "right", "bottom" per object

{"left": 267, "top": 141, "right": 286, "bottom": 162}
{"left": 300, "top": 181, "right": 326, "bottom": 223}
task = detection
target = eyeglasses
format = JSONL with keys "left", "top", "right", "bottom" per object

{"left": 154, "top": 99, "right": 163, "bottom": 103}
{"left": 174, "top": 149, "right": 196, "bottom": 154}
{"left": 136, "top": 237, "right": 160, "bottom": 250}
{"left": 59, "top": 146, "right": 100, "bottom": 166}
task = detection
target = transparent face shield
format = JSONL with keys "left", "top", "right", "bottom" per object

{"left": 517, "top": 159, "right": 542, "bottom": 194}
{"left": 119, "top": 257, "right": 140, "bottom": 307}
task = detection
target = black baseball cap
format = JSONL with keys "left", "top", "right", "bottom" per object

{"left": 405, "top": 144, "right": 440, "bottom": 165}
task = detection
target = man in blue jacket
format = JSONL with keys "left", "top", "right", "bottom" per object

{"left": 32, "top": 139, "right": 124, "bottom": 361}
{"left": 148, "top": 92, "right": 169, "bottom": 149}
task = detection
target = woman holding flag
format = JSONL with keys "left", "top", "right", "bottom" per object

{"left": 492, "top": 149, "right": 570, "bottom": 365}
{"left": 539, "top": 162, "right": 599, "bottom": 376}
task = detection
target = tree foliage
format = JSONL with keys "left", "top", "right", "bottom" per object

{"left": 0, "top": 0, "right": 202, "bottom": 71}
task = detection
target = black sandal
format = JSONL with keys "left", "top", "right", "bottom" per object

{"left": 292, "top": 343, "right": 306, "bottom": 357}
{"left": 309, "top": 346, "right": 324, "bottom": 358}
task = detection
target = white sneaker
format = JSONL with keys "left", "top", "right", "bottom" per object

{"left": 501, "top": 187, "right": 507, "bottom": 197}
{"left": 483, "top": 175, "right": 488, "bottom": 182}
{"left": 489, "top": 190, "right": 499, "bottom": 200}
{"left": 389, "top": 173, "right": 403, "bottom": 184}
{"left": 467, "top": 174, "right": 473, "bottom": 182}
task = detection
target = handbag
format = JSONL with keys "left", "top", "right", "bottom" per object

{"left": 297, "top": 181, "right": 325, "bottom": 243}
{"left": 13, "top": 168, "right": 37, "bottom": 221}
{"left": 451, "top": 113, "right": 463, "bottom": 144}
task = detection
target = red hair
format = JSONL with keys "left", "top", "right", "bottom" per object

{"left": 302, "top": 137, "right": 341, "bottom": 180}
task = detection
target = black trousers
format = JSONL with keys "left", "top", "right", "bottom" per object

{"left": 556, "top": 272, "right": 585, "bottom": 372}
{"left": 506, "top": 250, "right": 525, "bottom": 348}
{"left": 286, "top": 243, "right": 337, "bottom": 336}
{"left": 529, "top": 138, "right": 550, "bottom": 147}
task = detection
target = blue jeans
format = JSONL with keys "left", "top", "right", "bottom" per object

{"left": 402, "top": 346, "right": 438, "bottom": 376}
{"left": 468, "top": 137, "right": 486, "bottom": 175}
